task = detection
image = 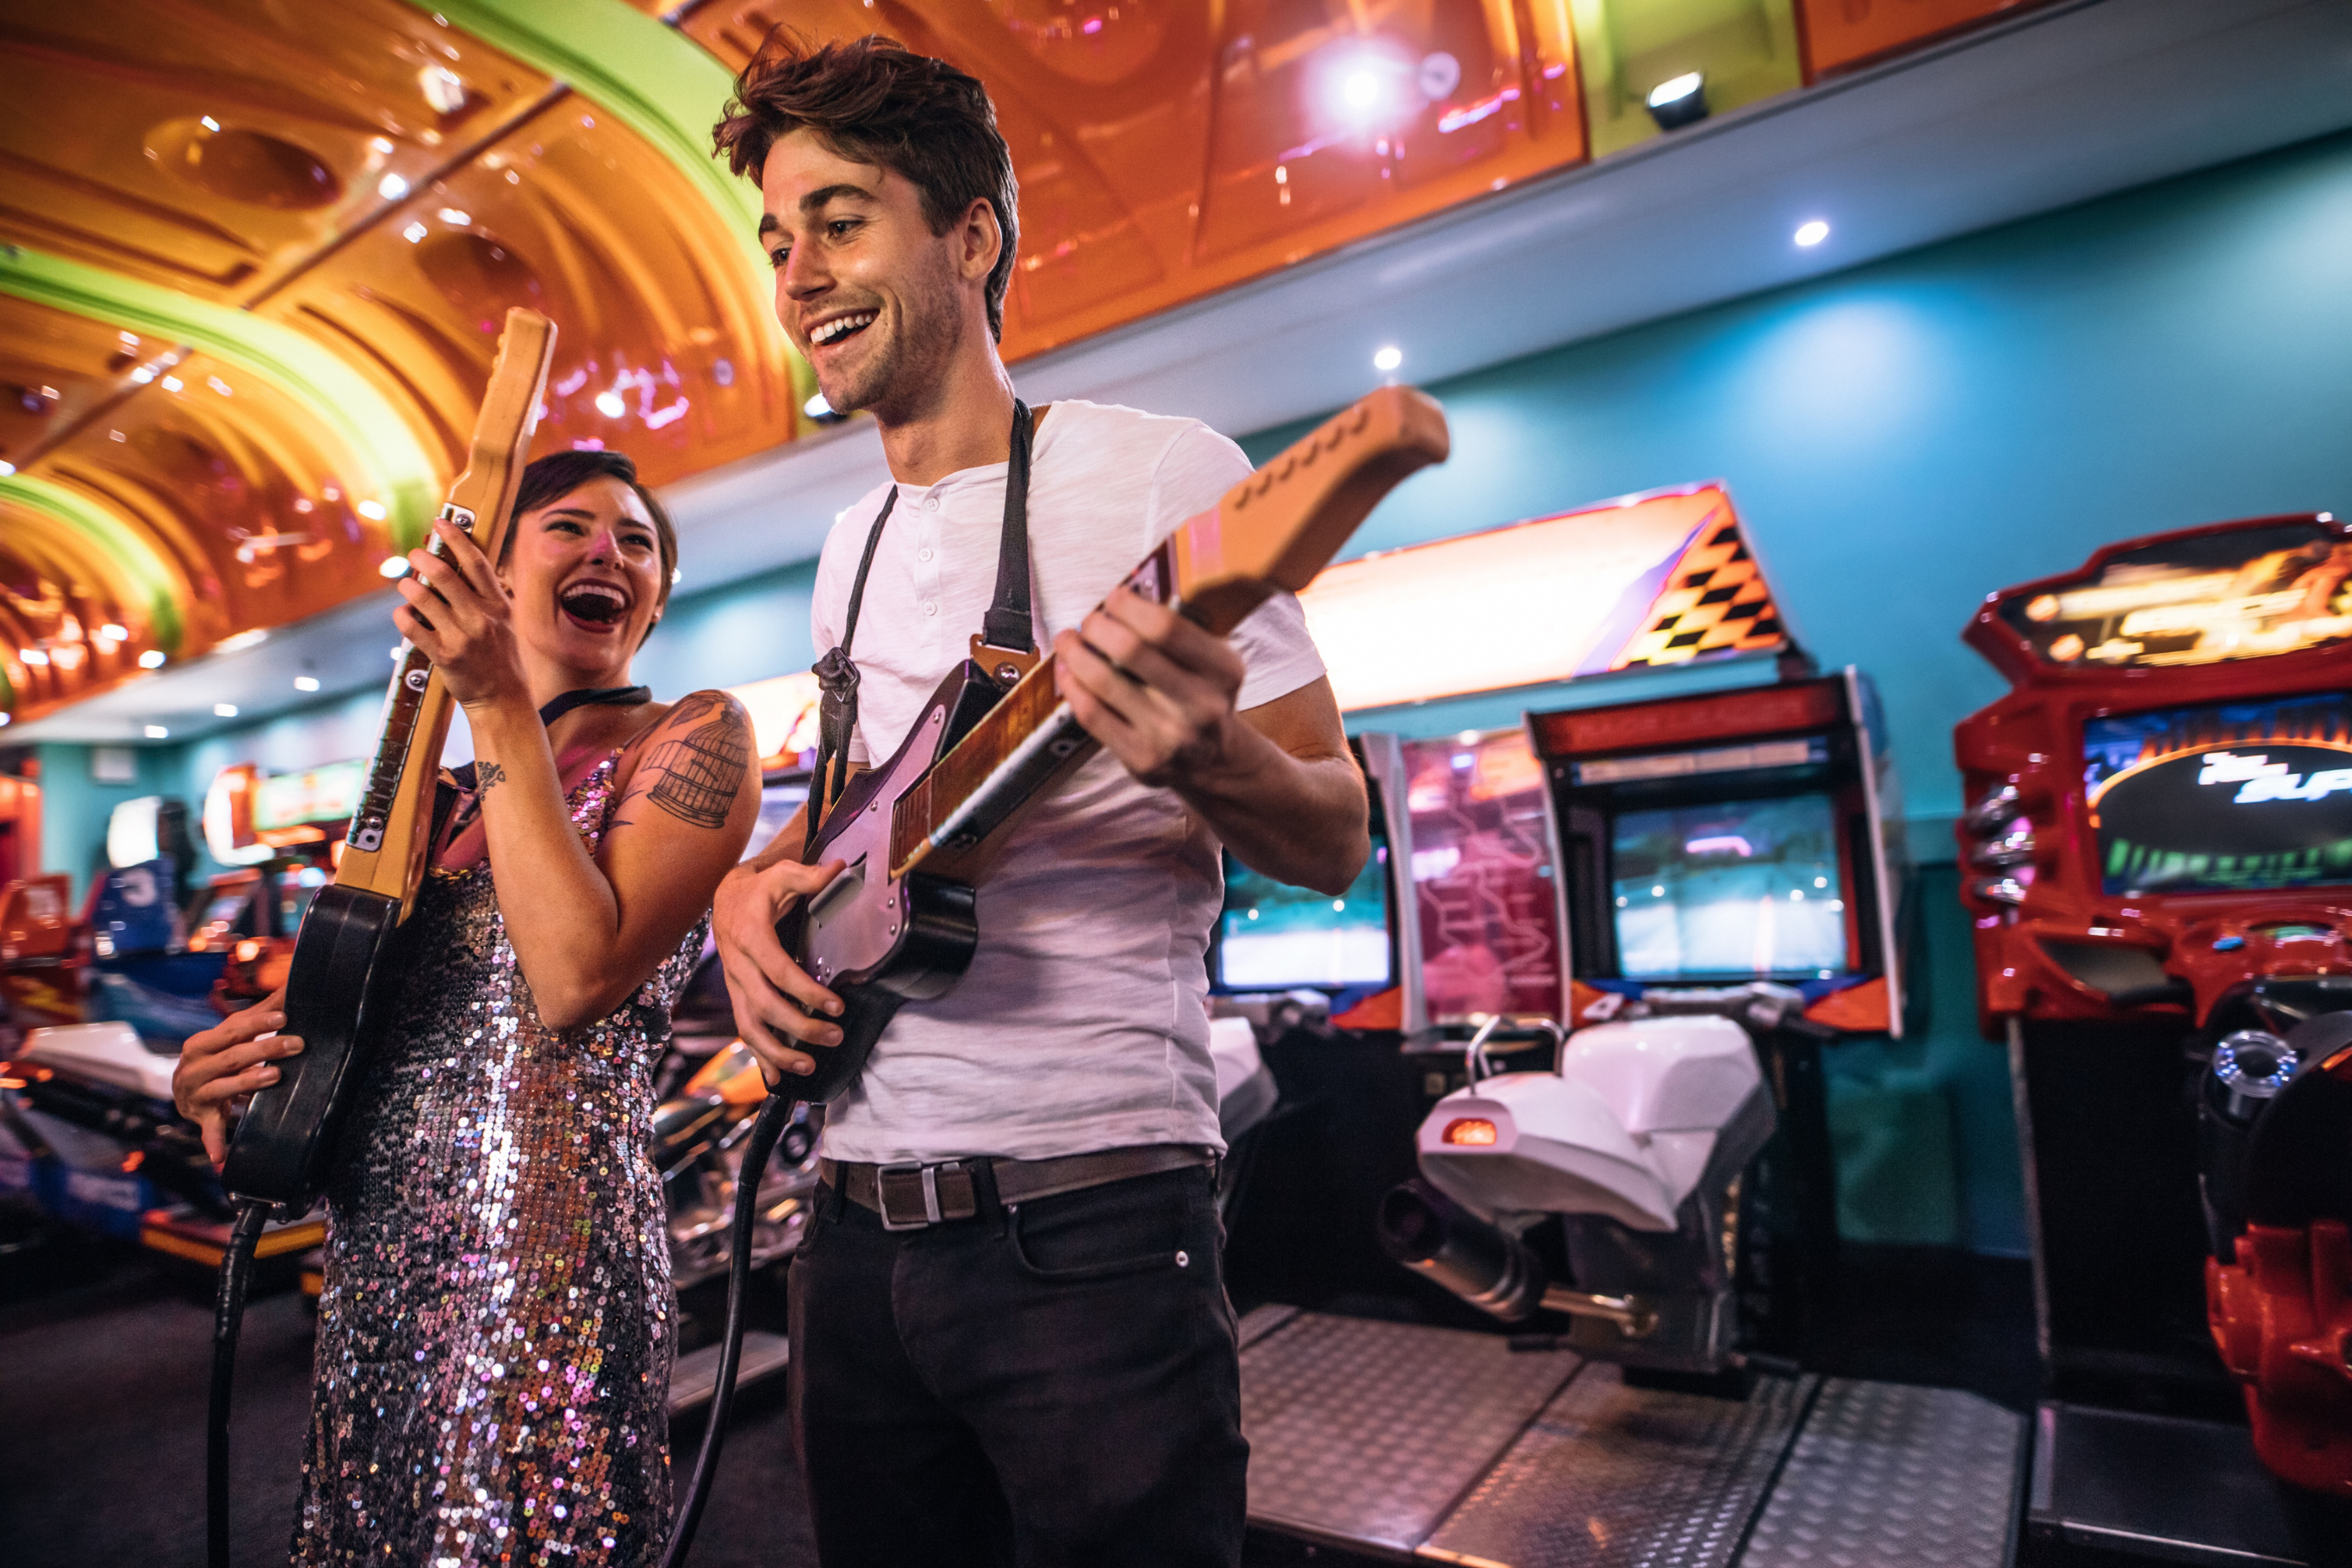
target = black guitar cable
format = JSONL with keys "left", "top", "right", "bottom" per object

{"left": 662, "top": 1090, "right": 794, "bottom": 1568}
{"left": 208, "top": 1200, "right": 271, "bottom": 1568}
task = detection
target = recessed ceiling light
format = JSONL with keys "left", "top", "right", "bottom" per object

{"left": 20, "top": 649, "right": 47, "bottom": 667}
{"left": 1794, "top": 219, "right": 1831, "bottom": 247}
{"left": 0, "top": 461, "right": 15, "bottom": 476}
{"left": 594, "top": 390, "right": 626, "bottom": 418}
{"left": 295, "top": 675, "right": 320, "bottom": 693}
{"left": 138, "top": 650, "right": 166, "bottom": 669}
{"left": 1646, "top": 72, "right": 1708, "bottom": 130}
{"left": 357, "top": 500, "right": 387, "bottom": 520}
{"left": 380, "top": 557, "right": 411, "bottom": 579}
{"left": 215, "top": 703, "right": 239, "bottom": 718}
{"left": 803, "top": 391, "right": 833, "bottom": 420}
{"left": 160, "top": 376, "right": 183, "bottom": 393}
{"left": 200, "top": 115, "right": 221, "bottom": 133}
{"left": 402, "top": 221, "right": 429, "bottom": 244}
{"left": 101, "top": 624, "right": 128, "bottom": 640}
{"left": 144, "top": 725, "right": 170, "bottom": 739}
{"left": 1372, "top": 345, "right": 1403, "bottom": 373}
{"left": 379, "top": 172, "right": 410, "bottom": 201}
{"left": 439, "top": 208, "right": 470, "bottom": 226}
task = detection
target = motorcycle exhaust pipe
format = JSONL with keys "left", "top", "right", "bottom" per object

{"left": 1378, "top": 1179, "right": 1546, "bottom": 1323}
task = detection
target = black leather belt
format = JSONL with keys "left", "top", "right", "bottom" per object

{"left": 820, "top": 1144, "right": 1215, "bottom": 1232}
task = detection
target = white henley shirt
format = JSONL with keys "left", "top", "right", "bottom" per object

{"left": 808, "top": 399, "right": 1327, "bottom": 1163}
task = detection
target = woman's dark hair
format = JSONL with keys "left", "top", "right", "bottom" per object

{"left": 509, "top": 449, "right": 677, "bottom": 619}
{"left": 712, "top": 34, "right": 1018, "bottom": 342}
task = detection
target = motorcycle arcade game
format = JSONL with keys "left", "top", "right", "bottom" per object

{"left": 1957, "top": 516, "right": 2352, "bottom": 1566}
{"left": 1239, "top": 671, "right": 2027, "bottom": 1568}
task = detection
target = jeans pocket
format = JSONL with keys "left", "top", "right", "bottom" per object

{"left": 1005, "top": 1169, "right": 1207, "bottom": 1284}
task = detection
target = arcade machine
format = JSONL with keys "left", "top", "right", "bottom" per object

{"left": 1237, "top": 675, "right": 2029, "bottom": 1567}
{"left": 1957, "top": 514, "right": 2352, "bottom": 1565}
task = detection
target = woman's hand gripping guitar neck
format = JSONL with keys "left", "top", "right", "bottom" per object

{"left": 397, "top": 515, "right": 762, "bottom": 1029}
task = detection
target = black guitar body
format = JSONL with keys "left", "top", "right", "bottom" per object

{"left": 219, "top": 884, "right": 406, "bottom": 1209}
{"left": 775, "top": 663, "right": 1005, "bottom": 1102}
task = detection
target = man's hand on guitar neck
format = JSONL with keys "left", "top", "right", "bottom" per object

{"left": 713, "top": 812, "right": 851, "bottom": 1083}
{"left": 1056, "top": 587, "right": 1371, "bottom": 895}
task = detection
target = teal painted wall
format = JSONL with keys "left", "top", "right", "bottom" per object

{"left": 36, "top": 743, "right": 186, "bottom": 902}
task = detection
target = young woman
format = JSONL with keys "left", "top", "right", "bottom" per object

{"left": 174, "top": 451, "right": 761, "bottom": 1566}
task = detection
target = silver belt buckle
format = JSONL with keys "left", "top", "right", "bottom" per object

{"left": 876, "top": 1161, "right": 947, "bottom": 1231}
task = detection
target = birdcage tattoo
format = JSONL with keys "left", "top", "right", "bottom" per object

{"left": 647, "top": 703, "right": 749, "bottom": 829}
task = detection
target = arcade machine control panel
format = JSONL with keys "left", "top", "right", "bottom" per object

{"left": 1956, "top": 513, "right": 2352, "bottom": 1565}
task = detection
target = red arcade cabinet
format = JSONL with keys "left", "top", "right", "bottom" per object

{"left": 1957, "top": 513, "right": 2352, "bottom": 1564}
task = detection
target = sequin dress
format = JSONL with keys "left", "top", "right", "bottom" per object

{"left": 293, "top": 750, "right": 706, "bottom": 1566}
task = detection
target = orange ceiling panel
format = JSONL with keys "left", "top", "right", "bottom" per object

{"left": 252, "top": 101, "right": 798, "bottom": 487}
{"left": 680, "top": 0, "right": 1586, "bottom": 360}
{"left": 0, "top": 517, "right": 160, "bottom": 719}
{"left": 0, "top": 291, "right": 145, "bottom": 481}
{"left": 35, "top": 348, "right": 400, "bottom": 650}
{"left": 0, "top": 1, "right": 555, "bottom": 304}
{"left": 1796, "top": 0, "right": 2052, "bottom": 79}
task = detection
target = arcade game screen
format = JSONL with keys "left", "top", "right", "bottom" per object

{"left": 1215, "top": 834, "right": 1392, "bottom": 992}
{"left": 1403, "top": 730, "right": 1564, "bottom": 1019}
{"left": 1610, "top": 794, "right": 1848, "bottom": 980}
{"left": 2083, "top": 694, "right": 2352, "bottom": 894}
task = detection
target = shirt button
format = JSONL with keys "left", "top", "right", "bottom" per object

{"left": 923, "top": 600, "right": 938, "bottom": 616}
{"left": 918, "top": 548, "right": 934, "bottom": 563}
{"left": 924, "top": 495, "right": 940, "bottom": 512}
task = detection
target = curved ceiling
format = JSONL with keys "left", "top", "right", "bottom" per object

{"left": 0, "top": 0, "right": 2038, "bottom": 735}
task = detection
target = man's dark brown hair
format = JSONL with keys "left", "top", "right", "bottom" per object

{"left": 713, "top": 34, "right": 1019, "bottom": 342}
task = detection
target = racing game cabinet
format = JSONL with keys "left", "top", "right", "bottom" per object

{"left": 1956, "top": 513, "right": 2352, "bottom": 1565}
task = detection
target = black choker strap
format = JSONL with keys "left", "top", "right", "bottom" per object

{"left": 537, "top": 685, "right": 652, "bottom": 727}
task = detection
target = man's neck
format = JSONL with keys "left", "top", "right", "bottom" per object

{"left": 872, "top": 341, "right": 1020, "bottom": 488}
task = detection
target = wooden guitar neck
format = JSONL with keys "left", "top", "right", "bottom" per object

{"left": 887, "top": 384, "right": 1449, "bottom": 882}
{"left": 336, "top": 308, "right": 557, "bottom": 916}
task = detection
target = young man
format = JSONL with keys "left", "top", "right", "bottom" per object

{"left": 709, "top": 37, "right": 1368, "bottom": 1566}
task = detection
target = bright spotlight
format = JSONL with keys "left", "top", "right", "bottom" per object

{"left": 1794, "top": 219, "right": 1831, "bottom": 248}
{"left": 1646, "top": 72, "right": 1708, "bottom": 131}
{"left": 1342, "top": 71, "right": 1380, "bottom": 109}
{"left": 378, "top": 172, "right": 410, "bottom": 201}
{"left": 594, "top": 390, "right": 626, "bottom": 419}
{"left": 1372, "top": 345, "right": 1403, "bottom": 374}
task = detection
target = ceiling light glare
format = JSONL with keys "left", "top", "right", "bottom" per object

{"left": 803, "top": 391, "right": 833, "bottom": 420}
{"left": 439, "top": 208, "right": 470, "bottom": 226}
{"left": 101, "top": 624, "right": 128, "bottom": 640}
{"left": 138, "top": 650, "right": 166, "bottom": 669}
{"left": 21, "top": 649, "right": 47, "bottom": 667}
{"left": 357, "top": 499, "right": 387, "bottom": 520}
{"left": 214, "top": 703, "right": 239, "bottom": 719}
{"left": 1645, "top": 71, "right": 1708, "bottom": 131}
{"left": 129, "top": 366, "right": 155, "bottom": 384}
{"left": 1322, "top": 44, "right": 1410, "bottom": 128}
{"left": 200, "top": 115, "right": 221, "bottom": 132}
{"left": 419, "top": 65, "right": 466, "bottom": 114}
{"left": 144, "top": 725, "right": 169, "bottom": 739}
{"left": 1372, "top": 345, "right": 1403, "bottom": 373}
{"left": 295, "top": 675, "right": 321, "bottom": 693}
{"left": 379, "top": 556, "right": 411, "bottom": 579}
{"left": 0, "top": 713, "right": 9, "bottom": 727}
{"left": 371, "top": 135, "right": 396, "bottom": 154}
{"left": 160, "top": 376, "right": 183, "bottom": 393}
{"left": 1794, "top": 219, "right": 1831, "bottom": 248}
{"left": 402, "top": 221, "right": 429, "bottom": 244}
{"left": 378, "top": 172, "right": 410, "bottom": 201}
{"left": 594, "top": 390, "right": 626, "bottom": 419}
{"left": 216, "top": 629, "right": 268, "bottom": 654}
{"left": 0, "top": 461, "right": 14, "bottom": 476}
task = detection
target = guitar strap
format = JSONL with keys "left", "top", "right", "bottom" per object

{"left": 807, "top": 400, "right": 1036, "bottom": 856}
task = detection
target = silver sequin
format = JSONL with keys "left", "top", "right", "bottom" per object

{"left": 293, "top": 751, "right": 705, "bottom": 1566}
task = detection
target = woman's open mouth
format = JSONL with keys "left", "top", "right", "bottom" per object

{"left": 559, "top": 582, "right": 630, "bottom": 632}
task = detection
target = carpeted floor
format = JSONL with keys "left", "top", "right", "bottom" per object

{"left": 0, "top": 1230, "right": 815, "bottom": 1568}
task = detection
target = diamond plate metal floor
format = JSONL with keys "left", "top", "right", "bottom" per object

{"left": 1240, "top": 1311, "right": 1583, "bottom": 1552}
{"left": 1739, "top": 1378, "right": 2025, "bottom": 1568}
{"left": 1421, "top": 1361, "right": 1817, "bottom": 1568}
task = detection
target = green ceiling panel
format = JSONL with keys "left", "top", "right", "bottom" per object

{"left": 0, "top": 471, "right": 187, "bottom": 653}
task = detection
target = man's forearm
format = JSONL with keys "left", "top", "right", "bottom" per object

{"left": 1173, "top": 719, "right": 1369, "bottom": 896}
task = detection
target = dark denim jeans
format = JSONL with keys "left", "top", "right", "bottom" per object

{"left": 787, "top": 1162, "right": 1248, "bottom": 1567}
